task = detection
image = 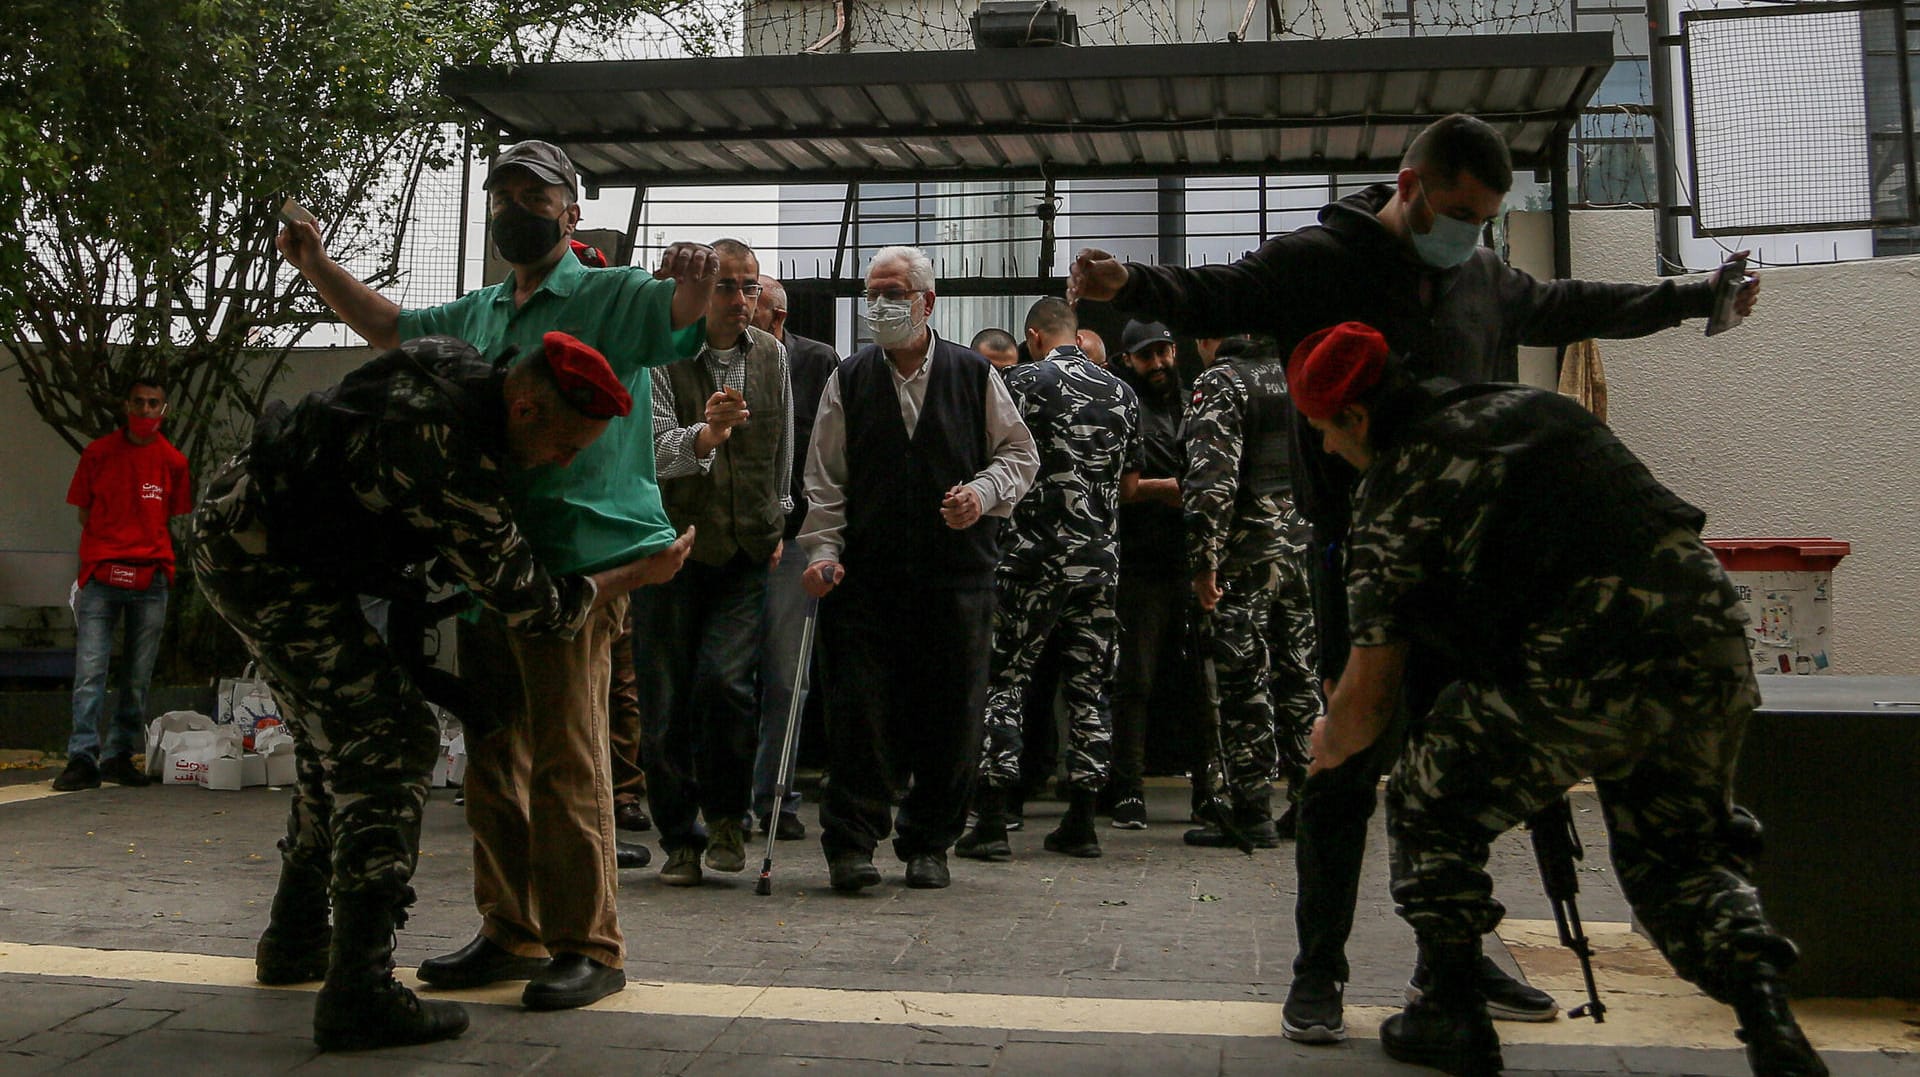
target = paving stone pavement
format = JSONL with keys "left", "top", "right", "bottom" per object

{"left": 1, "top": 775, "right": 1914, "bottom": 1075}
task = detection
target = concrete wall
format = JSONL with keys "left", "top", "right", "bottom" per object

{"left": 0, "top": 347, "right": 374, "bottom": 622}
{"left": 1565, "top": 211, "right": 1920, "bottom": 675}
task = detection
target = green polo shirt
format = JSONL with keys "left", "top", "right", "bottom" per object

{"left": 398, "top": 254, "right": 704, "bottom": 574}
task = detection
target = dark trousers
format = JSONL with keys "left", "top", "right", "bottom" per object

{"left": 1292, "top": 537, "right": 1444, "bottom": 982}
{"left": 1110, "top": 570, "right": 1192, "bottom": 794}
{"left": 817, "top": 580, "right": 993, "bottom": 861}
{"left": 609, "top": 606, "right": 646, "bottom": 805}
{"left": 633, "top": 556, "right": 769, "bottom": 853}
{"left": 1018, "top": 637, "right": 1063, "bottom": 793}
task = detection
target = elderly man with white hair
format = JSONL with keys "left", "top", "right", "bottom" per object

{"left": 799, "top": 245, "right": 1039, "bottom": 892}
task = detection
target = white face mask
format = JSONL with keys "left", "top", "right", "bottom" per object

{"left": 866, "top": 293, "right": 924, "bottom": 347}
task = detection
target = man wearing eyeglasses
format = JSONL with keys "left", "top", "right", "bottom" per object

{"left": 636, "top": 238, "right": 795, "bottom": 888}
{"left": 800, "top": 245, "right": 1038, "bottom": 893}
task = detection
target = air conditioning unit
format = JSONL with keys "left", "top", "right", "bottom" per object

{"left": 970, "top": 0, "right": 1079, "bottom": 48}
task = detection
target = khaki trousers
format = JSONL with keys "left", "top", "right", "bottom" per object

{"left": 461, "top": 598, "right": 627, "bottom": 968}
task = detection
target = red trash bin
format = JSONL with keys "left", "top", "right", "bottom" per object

{"left": 1705, "top": 538, "right": 1850, "bottom": 676}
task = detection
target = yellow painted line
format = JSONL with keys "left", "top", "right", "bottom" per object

{"left": 0, "top": 784, "right": 68, "bottom": 806}
{"left": 1500, "top": 919, "right": 1920, "bottom": 1052}
{"left": 0, "top": 937, "right": 1912, "bottom": 1052}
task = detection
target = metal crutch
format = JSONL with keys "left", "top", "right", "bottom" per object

{"left": 755, "top": 595, "right": 822, "bottom": 896}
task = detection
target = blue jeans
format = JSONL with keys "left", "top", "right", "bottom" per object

{"left": 69, "top": 576, "right": 170, "bottom": 760}
{"left": 751, "top": 549, "right": 810, "bottom": 819}
{"left": 633, "top": 556, "right": 769, "bottom": 853}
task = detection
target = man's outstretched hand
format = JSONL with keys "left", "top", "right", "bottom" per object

{"left": 1068, "top": 248, "right": 1129, "bottom": 304}
{"left": 275, "top": 219, "right": 328, "bottom": 275}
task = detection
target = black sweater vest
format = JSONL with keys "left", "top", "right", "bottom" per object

{"left": 839, "top": 341, "right": 999, "bottom": 589}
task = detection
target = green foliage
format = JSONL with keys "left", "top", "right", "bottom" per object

{"left": 0, "top": 0, "right": 722, "bottom": 465}
{"left": 0, "top": 0, "right": 727, "bottom": 683}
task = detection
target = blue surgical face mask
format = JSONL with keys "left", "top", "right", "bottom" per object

{"left": 1409, "top": 182, "right": 1485, "bottom": 269}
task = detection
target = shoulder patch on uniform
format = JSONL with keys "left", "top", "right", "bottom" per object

{"left": 1192, "top": 388, "right": 1204, "bottom": 409}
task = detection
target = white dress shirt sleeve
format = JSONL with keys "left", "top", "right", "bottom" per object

{"left": 774, "top": 340, "right": 795, "bottom": 516}
{"left": 966, "top": 368, "right": 1039, "bottom": 517}
{"left": 798, "top": 369, "right": 848, "bottom": 564}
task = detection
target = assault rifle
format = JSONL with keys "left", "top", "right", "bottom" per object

{"left": 1528, "top": 795, "right": 1607, "bottom": 1022}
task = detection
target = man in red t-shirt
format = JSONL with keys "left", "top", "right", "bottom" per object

{"left": 54, "top": 378, "right": 192, "bottom": 791}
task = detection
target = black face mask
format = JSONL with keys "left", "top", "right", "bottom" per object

{"left": 491, "top": 201, "right": 563, "bottom": 265}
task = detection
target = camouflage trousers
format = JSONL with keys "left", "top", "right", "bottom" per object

{"left": 979, "top": 574, "right": 1117, "bottom": 791}
{"left": 1387, "top": 558, "right": 1794, "bottom": 1001}
{"left": 190, "top": 455, "right": 438, "bottom": 913}
{"left": 1205, "top": 552, "right": 1318, "bottom": 815}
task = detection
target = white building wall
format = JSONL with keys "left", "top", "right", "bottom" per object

{"left": 1563, "top": 210, "right": 1920, "bottom": 675}
{"left": 0, "top": 347, "right": 375, "bottom": 615}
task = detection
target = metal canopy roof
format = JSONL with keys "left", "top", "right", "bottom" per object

{"left": 442, "top": 33, "right": 1614, "bottom": 188}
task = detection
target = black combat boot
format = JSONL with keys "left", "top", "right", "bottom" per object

{"left": 1380, "top": 940, "right": 1503, "bottom": 1077}
{"left": 1043, "top": 789, "right": 1102, "bottom": 858}
{"left": 1185, "top": 791, "right": 1280, "bottom": 849}
{"left": 313, "top": 893, "right": 468, "bottom": 1051}
{"left": 1730, "top": 963, "right": 1828, "bottom": 1077}
{"left": 955, "top": 784, "right": 1012, "bottom": 861}
{"left": 255, "top": 854, "right": 333, "bottom": 985}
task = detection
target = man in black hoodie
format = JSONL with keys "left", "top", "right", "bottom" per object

{"left": 1070, "top": 113, "right": 1761, "bottom": 1045}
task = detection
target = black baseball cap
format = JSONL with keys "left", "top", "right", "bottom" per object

{"left": 1120, "top": 320, "right": 1174, "bottom": 356}
{"left": 486, "top": 141, "right": 579, "bottom": 197}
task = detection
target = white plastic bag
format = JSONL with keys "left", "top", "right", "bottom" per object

{"left": 216, "top": 664, "right": 284, "bottom": 749}
{"left": 253, "top": 723, "right": 298, "bottom": 786}
{"left": 145, "top": 710, "right": 216, "bottom": 779}
{"left": 158, "top": 725, "right": 242, "bottom": 788}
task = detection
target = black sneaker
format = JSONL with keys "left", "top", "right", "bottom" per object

{"left": 766, "top": 813, "right": 806, "bottom": 841}
{"left": 1109, "top": 796, "right": 1147, "bottom": 830}
{"left": 98, "top": 753, "right": 151, "bottom": 787}
{"left": 1281, "top": 976, "right": 1347, "bottom": 1044}
{"left": 51, "top": 755, "right": 100, "bottom": 792}
{"left": 1408, "top": 954, "right": 1559, "bottom": 1022}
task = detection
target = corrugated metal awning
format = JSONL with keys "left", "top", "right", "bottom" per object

{"left": 442, "top": 33, "right": 1614, "bottom": 188}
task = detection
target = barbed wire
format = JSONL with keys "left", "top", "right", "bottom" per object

{"left": 548, "top": 0, "right": 1617, "bottom": 62}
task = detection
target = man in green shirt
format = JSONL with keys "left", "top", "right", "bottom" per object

{"left": 276, "top": 139, "right": 715, "bottom": 1011}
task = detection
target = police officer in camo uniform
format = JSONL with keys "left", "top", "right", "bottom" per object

{"left": 192, "top": 334, "right": 692, "bottom": 1052}
{"left": 1295, "top": 323, "right": 1825, "bottom": 1077}
{"left": 957, "top": 297, "right": 1140, "bottom": 862}
{"left": 1179, "top": 336, "right": 1318, "bottom": 849}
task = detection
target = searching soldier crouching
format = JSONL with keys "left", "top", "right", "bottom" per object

{"left": 192, "top": 333, "right": 692, "bottom": 1051}
{"left": 1295, "top": 323, "right": 1825, "bottom": 1077}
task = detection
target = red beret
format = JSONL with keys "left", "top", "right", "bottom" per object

{"left": 542, "top": 331, "right": 631, "bottom": 420}
{"left": 1287, "top": 322, "right": 1389, "bottom": 421}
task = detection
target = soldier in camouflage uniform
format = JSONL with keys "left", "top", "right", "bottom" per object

{"left": 957, "top": 298, "right": 1140, "bottom": 861}
{"left": 1296, "top": 323, "right": 1825, "bottom": 1077}
{"left": 192, "top": 334, "right": 690, "bottom": 1052}
{"left": 1181, "top": 337, "right": 1319, "bottom": 849}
